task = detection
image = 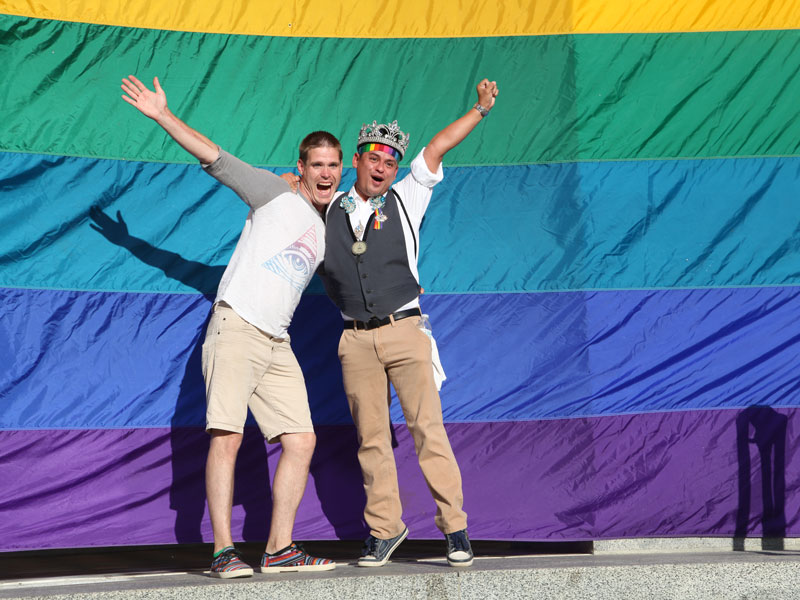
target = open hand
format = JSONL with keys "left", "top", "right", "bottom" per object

{"left": 89, "top": 207, "right": 130, "bottom": 242}
{"left": 121, "top": 75, "right": 167, "bottom": 120}
{"left": 476, "top": 79, "right": 499, "bottom": 111}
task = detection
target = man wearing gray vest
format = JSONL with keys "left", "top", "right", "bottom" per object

{"left": 319, "top": 78, "right": 499, "bottom": 568}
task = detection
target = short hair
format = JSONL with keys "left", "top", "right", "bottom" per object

{"left": 299, "top": 131, "right": 342, "bottom": 162}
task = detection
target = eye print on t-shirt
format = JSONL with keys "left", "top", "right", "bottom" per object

{"left": 261, "top": 226, "right": 318, "bottom": 292}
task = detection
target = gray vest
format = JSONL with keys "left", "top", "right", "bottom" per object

{"left": 320, "top": 189, "right": 420, "bottom": 320}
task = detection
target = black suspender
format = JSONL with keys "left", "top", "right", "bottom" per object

{"left": 392, "top": 189, "right": 417, "bottom": 259}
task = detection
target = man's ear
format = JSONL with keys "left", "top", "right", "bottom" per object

{"left": 352, "top": 153, "right": 360, "bottom": 168}
{"left": 297, "top": 158, "right": 305, "bottom": 176}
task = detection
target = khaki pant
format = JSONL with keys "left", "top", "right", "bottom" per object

{"left": 338, "top": 316, "right": 467, "bottom": 538}
{"left": 202, "top": 304, "right": 313, "bottom": 442}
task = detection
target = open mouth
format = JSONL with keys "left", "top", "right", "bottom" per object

{"left": 370, "top": 175, "right": 384, "bottom": 185}
{"left": 316, "top": 182, "right": 333, "bottom": 193}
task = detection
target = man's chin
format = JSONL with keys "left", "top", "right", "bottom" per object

{"left": 368, "top": 185, "right": 390, "bottom": 197}
{"left": 314, "top": 191, "right": 335, "bottom": 205}
{"left": 315, "top": 188, "right": 335, "bottom": 202}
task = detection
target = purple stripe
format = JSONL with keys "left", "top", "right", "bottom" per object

{"left": 2, "top": 410, "right": 798, "bottom": 550}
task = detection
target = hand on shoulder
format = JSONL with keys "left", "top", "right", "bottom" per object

{"left": 280, "top": 172, "right": 300, "bottom": 193}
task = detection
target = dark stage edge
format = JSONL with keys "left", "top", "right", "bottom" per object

{"left": 0, "top": 540, "right": 588, "bottom": 580}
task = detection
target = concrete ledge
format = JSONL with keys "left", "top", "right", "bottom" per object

{"left": 3, "top": 550, "right": 800, "bottom": 600}
{"left": 593, "top": 537, "right": 800, "bottom": 554}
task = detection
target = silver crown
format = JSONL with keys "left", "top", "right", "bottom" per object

{"left": 357, "top": 120, "right": 410, "bottom": 158}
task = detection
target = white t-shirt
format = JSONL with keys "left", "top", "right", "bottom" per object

{"left": 204, "top": 149, "right": 325, "bottom": 338}
{"left": 328, "top": 148, "right": 443, "bottom": 319}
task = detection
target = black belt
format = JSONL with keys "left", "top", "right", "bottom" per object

{"left": 344, "top": 308, "right": 421, "bottom": 331}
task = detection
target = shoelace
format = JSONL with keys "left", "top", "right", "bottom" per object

{"left": 218, "top": 547, "right": 244, "bottom": 562}
{"left": 449, "top": 533, "right": 469, "bottom": 552}
{"left": 362, "top": 536, "right": 378, "bottom": 556}
{"left": 267, "top": 541, "right": 305, "bottom": 557}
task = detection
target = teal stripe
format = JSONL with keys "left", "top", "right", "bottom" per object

{"left": 1, "top": 151, "right": 799, "bottom": 293}
{"left": 2, "top": 15, "right": 800, "bottom": 165}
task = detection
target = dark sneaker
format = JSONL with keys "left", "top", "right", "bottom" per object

{"left": 260, "top": 542, "right": 336, "bottom": 573}
{"left": 209, "top": 546, "right": 254, "bottom": 578}
{"left": 445, "top": 529, "right": 474, "bottom": 567}
{"left": 358, "top": 527, "right": 409, "bottom": 567}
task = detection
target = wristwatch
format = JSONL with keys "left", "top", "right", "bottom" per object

{"left": 473, "top": 102, "right": 490, "bottom": 117}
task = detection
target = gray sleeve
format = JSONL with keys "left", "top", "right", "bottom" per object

{"left": 202, "top": 148, "right": 290, "bottom": 209}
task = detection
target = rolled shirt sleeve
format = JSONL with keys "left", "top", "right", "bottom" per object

{"left": 394, "top": 147, "right": 444, "bottom": 228}
{"left": 409, "top": 146, "right": 444, "bottom": 188}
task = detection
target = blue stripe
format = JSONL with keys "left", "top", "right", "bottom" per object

{"left": 3, "top": 286, "right": 799, "bottom": 429}
{"left": 2, "top": 152, "right": 799, "bottom": 293}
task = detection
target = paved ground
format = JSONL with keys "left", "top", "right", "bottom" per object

{"left": 1, "top": 542, "right": 799, "bottom": 600}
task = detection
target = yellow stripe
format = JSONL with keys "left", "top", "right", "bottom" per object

{"left": 2, "top": 0, "right": 797, "bottom": 37}
{"left": 572, "top": 2, "right": 797, "bottom": 34}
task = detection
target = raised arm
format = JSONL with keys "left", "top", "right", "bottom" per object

{"left": 121, "top": 75, "right": 219, "bottom": 165}
{"left": 422, "top": 78, "right": 499, "bottom": 173}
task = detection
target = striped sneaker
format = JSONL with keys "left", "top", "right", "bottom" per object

{"left": 209, "top": 546, "right": 254, "bottom": 578}
{"left": 260, "top": 542, "right": 336, "bottom": 573}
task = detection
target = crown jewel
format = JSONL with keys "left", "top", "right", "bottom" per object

{"left": 357, "top": 120, "right": 410, "bottom": 159}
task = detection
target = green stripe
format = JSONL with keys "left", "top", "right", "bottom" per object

{"left": 2, "top": 15, "right": 800, "bottom": 166}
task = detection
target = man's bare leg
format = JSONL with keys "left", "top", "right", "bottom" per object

{"left": 264, "top": 432, "right": 316, "bottom": 553}
{"left": 206, "top": 429, "right": 242, "bottom": 553}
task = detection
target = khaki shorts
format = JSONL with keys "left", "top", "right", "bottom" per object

{"left": 201, "top": 304, "right": 313, "bottom": 442}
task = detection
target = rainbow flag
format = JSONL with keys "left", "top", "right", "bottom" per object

{"left": 2, "top": 1, "right": 799, "bottom": 550}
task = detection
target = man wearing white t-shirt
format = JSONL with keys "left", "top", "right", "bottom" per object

{"left": 319, "top": 79, "right": 499, "bottom": 568}
{"left": 121, "top": 75, "right": 340, "bottom": 577}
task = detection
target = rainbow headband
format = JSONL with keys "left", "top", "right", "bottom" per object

{"left": 357, "top": 143, "right": 402, "bottom": 160}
